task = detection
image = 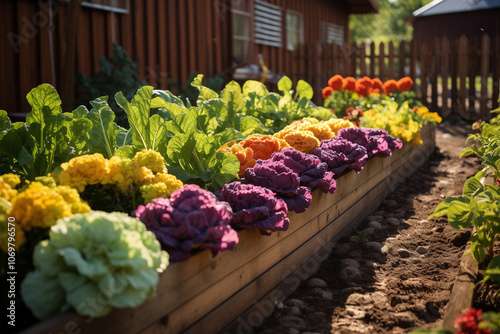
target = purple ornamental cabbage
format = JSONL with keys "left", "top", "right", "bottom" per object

{"left": 337, "top": 127, "right": 403, "bottom": 158}
{"left": 244, "top": 161, "right": 312, "bottom": 213}
{"left": 312, "top": 138, "right": 368, "bottom": 174}
{"left": 134, "top": 184, "right": 239, "bottom": 262}
{"left": 216, "top": 182, "right": 290, "bottom": 234}
{"left": 266, "top": 148, "right": 336, "bottom": 194}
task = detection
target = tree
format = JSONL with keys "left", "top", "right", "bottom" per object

{"left": 349, "top": 0, "right": 433, "bottom": 45}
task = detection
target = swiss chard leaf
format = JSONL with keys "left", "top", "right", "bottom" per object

{"left": 85, "top": 97, "right": 119, "bottom": 158}
{"left": 447, "top": 197, "right": 473, "bottom": 229}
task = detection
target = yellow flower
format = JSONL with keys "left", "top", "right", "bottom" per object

{"left": 0, "top": 181, "right": 18, "bottom": 202}
{"left": 58, "top": 154, "right": 109, "bottom": 192}
{"left": 140, "top": 174, "right": 183, "bottom": 203}
{"left": 133, "top": 149, "right": 168, "bottom": 174}
{"left": 0, "top": 174, "right": 20, "bottom": 188}
{"left": 363, "top": 109, "right": 377, "bottom": 118}
{"left": 282, "top": 131, "right": 320, "bottom": 154}
{"left": 133, "top": 166, "right": 155, "bottom": 186}
{"left": 0, "top": 199, "right": 26, "bottom": 251}
{"left": 10, "top": 182, "right": 72, "bottom": 231}
{"left": 301, "top": 123, "right": 335, "bottom": 142}
{"left": 411, "top": 132, "right": 423, "bottom": 146}
{"left": 54, "top": 186, "right": 91, "bottom": 214}
{"left": 154, "top": 173, "right": 184, "bottom": 193}
{"left": 322, "top": 118, "right": 356, "bottom": 135}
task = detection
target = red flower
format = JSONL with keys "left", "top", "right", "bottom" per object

{"left": 342, "top": 76, "right": 357, "bottom": 92}
{"left": 328, "top": 75, "right": 344, "bottom": 91}
{"left": 372, "top": 78, "right": 384, "bottom": 90}
{"left": 454, "top": 308, "right": 491, "bottom": 334}
{"left": 322, "top": 86, "right": 334, "bottom": 99}
{"left": 396, "top": 77, "right": 413, "bottom": 92}
{"left": 383, "top": 79, "right": 398, "bottom": 94}
{"left": 355, "top": 77, "right": 373, "bottom": 97}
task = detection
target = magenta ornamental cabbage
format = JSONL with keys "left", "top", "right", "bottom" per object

{"left": 312, "top": 138, "right": 368, "bottom": 174}
{"left": 267, "top": 148, "right": 336, "bottom": 194}
{"left": 244, "top": 161, "right": 312, "bottom": 213}
{"left": 337, "top": 127, "right": 403, "bottom": 158}
{"left": 216, "top": 182, "right": 290, "bottom": 234}
{"left": 134, "top": 184, "right": 239, "bottom": 262}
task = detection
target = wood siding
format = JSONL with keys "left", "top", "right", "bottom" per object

{"left": 0, "top": 0, "right": 349, "bottom": 116}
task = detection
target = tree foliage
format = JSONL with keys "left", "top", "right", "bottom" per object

{"left": 349, "top": 0, "right": 433, "bottom": 45}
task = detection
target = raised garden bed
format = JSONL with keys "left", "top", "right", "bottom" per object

{"left": 20, "top": 124, "right": 435, "bottom": 334}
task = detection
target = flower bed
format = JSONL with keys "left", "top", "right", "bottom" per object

{"left": 19, "top": 124, "right": 435, "bottom": 334}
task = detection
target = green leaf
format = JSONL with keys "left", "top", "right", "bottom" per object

{"left": 114, "top": 145, "right": 137, "bottom": 159}
{"left": 277, "top": 76, "right": 293, "bottom": 96}
{"left": 221, "top": 81, "right": 244, "bottom": 129}
{"left": 485, "top": 255, "right": 500, "bottom": 284}
{"left": 115, "top": 86, "right": 153, "bottom": 150}
{"left": 0, "top": 110, "right": 12, "bottom": 133}
{"left": 116, "top": 127, "right": 132, "bottom": 147}
{"left": 296, "top": 80, "right": 314, "bottom": 100}
{"left": 209, "top": 152, "right": 240, "bottom": 189}
{"left": 447, "top": 197, "right": 473, "bottom": 229}
{"left": 459, "top": 146, "right": 480, "bottom": 158}
{"left": 428, "top": 196, "right": 461, "bottom": 219}
{"left": 149, "top": 114, "right": 167, "bottom": 153}
{"left": 191, "top": 74, "right": 219, "bottom": 101}
{"left": 469, "top": 234, "right": 486, "bottom": 263}
{"left": 152, "top": 89, "right": 186, "bottom": 107}
{"left": 239, "top": 116, "right": 266, "bottom": 137}
{"left": 242, "top": 80, "right": 269, "bottom": 97}
{"left": 462, "top": 176, "right": 483, "bottom": 198}
{"left": 85, "top": 97, "right": 119, "bottom": 158}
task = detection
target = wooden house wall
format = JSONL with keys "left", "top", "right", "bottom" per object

{"left": 0, "top": 0, "right": 351, "bottom": 116}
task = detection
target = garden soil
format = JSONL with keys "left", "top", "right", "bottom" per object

{"left": 254, "top": 120, "right": 492, "bottom": 334}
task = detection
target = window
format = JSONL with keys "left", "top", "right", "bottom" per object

{"left": 82, "top": 0, "right": 129, "bottom": 14}
{"left": 232, "top": 0, "right": 253, "bottom": 63}
{"left": 321, "top": 22, "right": 344, "bottom": 46}
{"left": 254, "top": 0, "right": 282, "bottom": 47}
{"left": 285, "top": 10, "right": 303, "bottom": 51}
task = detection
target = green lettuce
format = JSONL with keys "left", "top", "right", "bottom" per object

{"left": 21, "top": 211, "right": 169, "bottom": 319}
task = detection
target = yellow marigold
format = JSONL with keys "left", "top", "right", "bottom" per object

{"left": 363, "top": 109, "right": 377, "bottom": 118}
{"left": 274, "top": 123, "right": 302, "bottom": 140}
{"left": 10, "top": 182, "right": 72, "bottom": 231}
{"left": 133, "top": 149, "right": 168, "bottom": 174}
{"left": 322, "top": 118, "right": 356, "bottom": 135}
{"left": 0, "top": 199, "right": 26, "bottom": 251}
{"left": 58, "top": 154, "right": 109, "bottom": 192}
{"left": 283, "top": 131, "right": 320, "bottom": 154}
{"left": 301, "top": 123, "right": 334, "bottom": 142}
{"left": 295, "top": 117, "right": 320, "bottom": 125}
{"left": 133, "top": 166, "right": 155, "bottom": 186}
{"left": 415, "top": 106, "right": 430, "bottom": 117}
{"left": 153, "top": 173, "right": 183, "bottom": 195}
{"left": 0, "top": 174, "right": 20, "bottom": 188}
{"left": 106, "top": 156, "right": 130, "bottom": 192}
{"left": 34, "top": 176, "right": 57, "bottom": 188}
{"left": 54, "top": 185, "right": 91, "bottom": 214}
{"left": 0, "top": 182, "right": 18, "bottom": 202}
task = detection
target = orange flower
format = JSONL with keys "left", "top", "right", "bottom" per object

{"left": 221, "top": 144, "right": 256, "bottom": 177}
{"left": 328, "top": 75, "right": 344, "bottom": 91}
{"left": 383, "top": 79, "right": 398, "bottom": 94}
{"left": 396, "top": 77, "right": 413, "bottom": 92}
{"left": 342, "top": 76, "right": 357, "bottom": 92}
{"left": 355, "top": 77, "right": 373, "bottom": 97}
{"left": 240, "top": 134, "right": 289, "bottom": 161}
{"left": 372, "top": 78, "right": 384, "bottom": 90}
{"left": 322, "top": 86, "right": 334, "bottom": 99}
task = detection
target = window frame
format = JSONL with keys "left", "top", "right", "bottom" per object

{"left": 231, "top": 1, "right": 254, "bottom": 64}
{"left": 285, "top": 9, "right": 304, "bottom": 51}
{"left": 81, "top": 0, "right": 130, "bottom": 14}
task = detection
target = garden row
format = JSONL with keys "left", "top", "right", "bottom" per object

{"left": 0, "top": 74, "right": 440, "bottom": 333}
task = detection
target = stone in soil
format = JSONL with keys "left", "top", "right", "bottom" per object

{"left": 306, "top": 278, "right": 328, "bottom": 289}
{"left": 279, "top": 315, "right": 306, "bottom": 330}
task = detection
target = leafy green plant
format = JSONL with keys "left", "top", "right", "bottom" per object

{"left": 0, "top": 85, "right": 92, "bottom": 179}
{"left": 429, "top": 109, "right": 500, "bottom": 284}
{"left": 75, "top": 43, "right": 145, "bottom": 127}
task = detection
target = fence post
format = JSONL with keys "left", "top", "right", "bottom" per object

{"left": 457, "top": 35, "right": 468, "bottom": 117}
{"left": 314, "top": 42, "right": 323, "bottom": 106}
{"left": 369, "top": 42, "right": 376, "bottom": 77}
{"left": 360, "top": 43, "right": 366, "bottom": 76}
{"left": 442, "top": 36, "right": 450, "bottom": 116}
{"left": 379, "top": 42, "right": 385, "bottom": 80}
{"left": 431, "top": 37, "right": 439, "bottom": 112}
{"left": 388, "top": 41, "right": 395, "bottom": 78}
{"left": 420, "top": 42, "right": 428, "bottom": 106}
{"left": 480, "top": 33, "right": 491, "bottom": 119}
{"left": 398, "top": 41, "right": 406, "bottom": 78}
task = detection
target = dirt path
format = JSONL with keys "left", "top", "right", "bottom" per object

{"left": 254, "top": 120, "right": 482, "bottom": 334}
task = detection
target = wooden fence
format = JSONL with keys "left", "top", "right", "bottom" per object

{"left": 292, "top": 34, "right": 500, "bottom": 120}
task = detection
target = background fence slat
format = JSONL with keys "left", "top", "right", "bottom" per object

{"left": 441, "top": 36, "right": 450, "bottom": 116}
{"left": 480, "top": 34, "right": 491, "bottom": 118}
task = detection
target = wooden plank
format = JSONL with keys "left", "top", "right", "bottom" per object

{"left": 388, "top": 41, "right": 394, "bottom": 78}
{"left": 409, "top": 40, "right": 417, "bottom": 83}
{"left": 76, "top": 8, "right": 92, "bottom": 78}
{"left": 369, "top": 42, "right": 375, "bottom": 77}
{"left": 420, "top": 42, "right": 428, "bottom": 106}
{"left": 38, "top": 1, "right": 53, "bottom": 85}
{"left": 493, "top": 36, "right": 500, "bottom": 110}
{"left": 186, "top": 0, "right": 197, "bottom": 77}
{"left": 212, "top": 0, "right": 223, "bottom": 74}
{"left": 133, "top": 0, "right": 146, "bottom": 81}
{"left": 1, "top": 0, "right": 20, "bottom": 114}
{"left": 156, "top": 0, "right": 168, "bottom": 89}
{"left": 457, "top": 35, "right": 468, "bottom": 117}
{"left": 398, "top": 41, "right": 405, "bottom": 78}
{"left": 442, "top": 244, "right": 478, "bottom": 331}
{"left": 467, "top": 37, "right": 479, "bottom": 115}
{"left": 359, "top": 43, "right": 366, "bottom": 76}
{"left": 479, "top": 34, "right": 490, "bottom": 119}
{"left": 450, "top": 38, "right": 459, "bottom": 115}
{"left": 167, "top": 0, "right": 179, "bottom": 87}
{"left": 431, "top": 37, "right": 439, "bottom": 112}
{"left": 145, "top": 0, "right": 157, "bottom": 86}
{"left": 378, "top": 42, "right": 385, "bottom": 79}
{"left": 442, "top": 36, "right": 450, "bottom": 116}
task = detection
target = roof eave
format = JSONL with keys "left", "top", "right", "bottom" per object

{"left": 345, "top": 0, "right": 379, "bottom": 14}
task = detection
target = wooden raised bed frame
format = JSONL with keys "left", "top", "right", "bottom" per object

{"left": 22, "top": 125, "right": 436, "bottom": 334}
